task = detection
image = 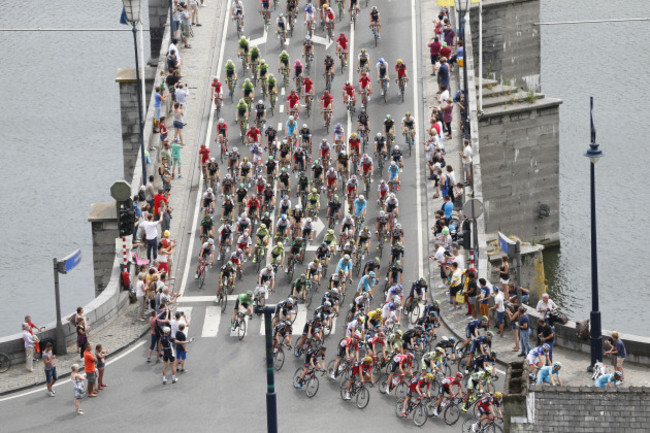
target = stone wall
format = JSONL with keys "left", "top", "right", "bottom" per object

{"left": 488, "top": 242, "right": 546, "bottom": 304}
{"left": 147, "top": 0, "right": 170, "bottom": 60}
{"left": 470, "top": 0, "right": 541, "bottom": 91}
{"left": 116, "top": 67, "right": 156, "bottom": 181}
{"left": 478, "top": 98, "right": 561, "bottom": 245}
{"left": 88, "top": 202, "right": 119, "bottom": 296}
{"left": 509, "top": 385, "right": 650, "bottom": 432}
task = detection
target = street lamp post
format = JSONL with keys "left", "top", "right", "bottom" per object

{"left": 256, "top": 305, "right": 279, "bottom": 433}
{"left": 585, "top": 96, "right": 604, "bottom": 372}
{"left": 122, "top": 0, "right": 148, "bottom": 186}
{"left": 458, "top": 0, "right": 470, "bottom": 140}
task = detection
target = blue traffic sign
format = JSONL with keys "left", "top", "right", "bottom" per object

{"left": 498, "top": 232, "right": 515, "bottom": 257}
{"left": 63, "top": 249, "right": 82, "bottom": 273}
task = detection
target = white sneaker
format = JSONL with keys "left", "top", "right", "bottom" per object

{"left": 472, "top": 423, "right": 479, "bottom": 432}
{"left": 432, "top": 409, "right": 439, "bottom": 417}
{"left": 162, "top": 377, "right": 168, "bottom": 385}
{"left": 194, "top": 273, "right": 198, "bottom": 279}
{"left": 329, "top": 373, "right": 336, "bottom": 380}
{"left": 48, "top": 391, "right": 55, "bottom": 397}
{"left": 384, "top": 386, "right": 390, "bottom": 394}
{"left": 343, "top": 391, "right": 351, "bottom": 400}
{"left": 172, "top": 377, "right": 178, "bottom": 383}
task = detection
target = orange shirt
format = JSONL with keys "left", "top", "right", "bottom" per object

{"left": 84, "top": 350, "right": 96, "bottom": 373}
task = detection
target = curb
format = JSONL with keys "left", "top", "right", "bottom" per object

{"left": 0, "top": 326, "right": 149, "bottom": 397}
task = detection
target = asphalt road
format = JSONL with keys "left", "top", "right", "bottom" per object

{"left": 0, "top": 1, "right": 501, "bottom": 431}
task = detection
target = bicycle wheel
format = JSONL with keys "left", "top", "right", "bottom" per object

{"left": 409, "top": 302, "right": 420, "bottom": 324}
{"left": 293, "top": 339, "right": 303, "bottom": 358}
{"left": 395, "top": 398, "right": 405, "bottom": 417}
{"left": 395, "top": 382, "right": 407, "bottom": 400}
{"left": 306, "top": 376, "right": 320, "bottom": 397}
{"left": 443, "top": 402, "right": 461, "bottom": 425}
{"left": 220, "top": 291, "right": 228, "bottom": 313}
{"left": 378, "top": 377, "right": 388, "bottom": 394}
{"left": 462, "top": 418, "right": 475, "bottom": 433}
{"left": 237, "top": 318, "right": 247, "bottom": 340}
{"left": 356, "top": 386, "right": 370, "bottom": 409}
{"left": 293, "top": 368, "right": 304, "bottom": 389}
{"left": 198, "top": 266, "right": 206, "bottom": 289}
{"left": 273, "top": 347, "right": 285, "bottom": 371}
{"left": 413, "top": 403, "right": 428, "bottom": 426}
{"left": 0, "top": 353, "right": 10, "bottom": 373}
{"left": 339, "top": 383, "right": 350, "bottom": 401}
{"left": 306, "top": 287, "right": 313, "bottom": 308}
{"left": 425, "top": 398, "right": 437, "bottom": 417}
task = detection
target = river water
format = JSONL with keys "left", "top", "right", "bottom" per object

{"left": 540, "top": 0, "right": 650, "bottom": 334}
{"left": 1, "top": 0, "right": 648, "bottom": 336}
{"left": 0, "top": 0, "right": 149, "bottom": 336}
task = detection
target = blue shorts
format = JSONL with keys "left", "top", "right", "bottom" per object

{"left": 496, "top": 311, "right": 504, "bottom": 325}
{"left": 45, "top": 367, "right": 58, "bottom": 383}
{"left": 155, "top": 106, "right": 162, "bottom": 121}
{"left": 150, "top": 333, "right": 161, "bottom": 351}
{"left": 176, "top": 349, "right": 187, "bottom": 361}
{"left": 173, "top": 120, "right": 184, "bottom": 129}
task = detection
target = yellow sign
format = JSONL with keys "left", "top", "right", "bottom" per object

{"left": 437, "top": 0, "right": 455, "bottom": 6}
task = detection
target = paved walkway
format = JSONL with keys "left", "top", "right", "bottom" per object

{"left": 1, "top": 2, "right": 225, "bottom": 396}
{"left": 419, "top": 4, "right": 650, "bottom": 388}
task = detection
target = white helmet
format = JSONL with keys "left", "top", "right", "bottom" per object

{"left": 288, "top": 115, "right": 294, "bottom": 121}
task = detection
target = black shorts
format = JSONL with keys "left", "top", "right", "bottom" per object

{"left": 450, "top": 285, "right": 462, "bottom": 296}
{"left": 439, "top": 383, "right": 451, "bottom": 395}
{"left": 163, "top": 351, "right": 175, "bottom": 362}
{"left": 430, "top": 54, "right": 439, "bottom": 65}
{"left": 389, "top": 360, "right": 400, "bottom": 373}
{"left": 337, "top": 345, "right": 346, "bottom": 358}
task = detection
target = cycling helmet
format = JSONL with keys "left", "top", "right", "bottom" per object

{"left": 328, "top": 229, "right": 335, "bottom": 235}
{"left": 614, "top": 371, "right": 623, "bottom": 378}
{"left": 481, "top": 315, "right": 489, "bottom": 323}
{"left": 425, "top": 373, "right": 435, "bottom": 380}
{"left": 372, "top": 6, "right": 378, "bottom": 11}
{"left": 393, "top": 145, "right": 400, "bottom": 151}
{"left": 162, "top": 327, "right": 171, "bottom": 334}
{"left": 486, "top": 331, "right": 494, "bottom": 338}
{"left": 368, "top": 271, "right": 376, "bottom": 278}
{"left": 359, "top": 194, "right": 365, "bottom": 201}
{"left": 494, "top": 392, "right": 503, "bottom": 399}
{"left": 354, "top": 331, "right": 362, "bottom": 339}
{"left": 226, "top": 261, "right": 233, "bottom": 267}
{"left": 490, "top": 350, "right": 498, "bottom": 358}
{"left": 288, "top": 115, "right": 294, "bottom": 121}
{"left": 364, "top": 356, "right": 373, "bottom": 363}
{"left": 386, "top": 114, "right": 391, "bottom": 120}
{"left": 324, "top": 301, "right": 332, "bottom": 308}
{"left": 207, "top": 187, "right": 213, "bottom": 194}
{"left": 246, "top": 290, "right": 254, "bottom": 297}
{"left": 281, "top": 214, "right": 287, "bottom": 220}
{"left": 436, "top": 347, "right": 445, "bottom": 354}
{"left": 378, "top": 58, "right": 385, "bottom": 64}
{"left": 542, "top": 343, "right": 550, "bottom": 352}
{"left": 295, "top": 203, "right": 302, "bottom": 210}
{"left": 266, "top": 264, "right": 273, "bottom": 270}
{"left": 396, "top": 330, "right": 403, "bottom": 336}
{"left": 208, "top": 238, "right": 215, "bottom": 245}
{"left": 277, "top": 242, "right": 283, "bottom": 248}
{"left": 343, "top": 254, "right": 351, "bottom": 260}
{"left": 455, "top": 372, "right": 463, "bottom": 380}
{"left": 259, "top": 223, "right": 267, "bottom": 230}
{"left": 286, "top": 297, "right": 294, "bottom": 306}
{"left": 279, "top": 12, "right": 284, "bottom": 17}
{"left": 449, "top": 336, "right": 456, "bottom": 344}
{"left": 305, "top": 34, "right": 311, "bottom": 41}
{"left": 258, "top": 99, "right": 264, "bottom": 105}
{"left": 552, "top": 361, "right": 562, "bottom": 369}
{"left": 306, "top": 218, "right": 312, "bottom": 223}
{"left": 484, "top": 366, "right": 493, "bottom": 375}
{"left": 396, "top": 59, "right": 403, "bottom": 64}
{"left": 331, "top": 288, "right": 339, "bottom": 295}
{"left": 390, "top": 161, "right": 396, "bottom": 166}
{"left": 218, "top": 117, "right": 225, "bottom": 123}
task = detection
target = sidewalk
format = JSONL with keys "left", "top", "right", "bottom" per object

{"left": 419, "top": 2, "right": 650, "bottom": 387}
{"left": 1, "top": 2, "right": 225, "bottom": 396}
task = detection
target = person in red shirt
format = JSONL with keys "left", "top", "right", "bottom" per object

{"left": 358, "top": 71, "right": 372, "bottom": 97}
{"left": 286, "top": 89, "right": 301, "bottom": 118}
{"left": 198, "top": 143, "right": 211, "bottom": 178}
{"left": 427, "top": 36, "right": 442, "bottom": 75}
{"left": 395, "top": 59, "right": 408, "bottom": 84}
{"left": 348, "top": 132, "right": 361, "bottom": 157}
{"left": 401, "top": 373, "right": 434, "bottom": 417}
{"left": 211, "top": 76, "right": 223, "bottom": 103}
{"left": 247, "top": 195, "right": 260, "bottom": 220}
{"left": 336, "top": 33, "right": 348, "bottom": 66}
{"left": 342, "top": 356, "right": 375, "bottom": 400}
{"left": 432, "top": 373, "right": 464, "bottom": 416}
{"left": 343, "top": 81, "right": 356, "bottom": 105}
{"left": 216, "top": 118, "right": 228, "bottom": 146}
{"left": 329, "top": 332, "right": 361, "bottom": 379}
{"left": 439, "top": 42, "right": 452, "bottom": 63}
{"left": 246, "top": 125, "right": 261, "bottom": 145}
{"left": 153, "top": 189, "right": 169, "bottom": 217}
{"left": 320, "top": 90, "right": 334, "bottom": 124}
{"left": 302, "top": 76, "right": 314, "bottom": 103}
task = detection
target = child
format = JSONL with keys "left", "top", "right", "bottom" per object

{"left": 171, "top": 138, "right": 184, "bottom": 179}
{"left": 95, "top": 344, "right": 109, "bottom": 390}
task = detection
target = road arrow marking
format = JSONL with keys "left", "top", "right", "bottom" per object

{"left": 312, "top": 34, "right": 334, "bottom": 50}
{"left": 249, "top": 27, "right": 268, "bottom": 46}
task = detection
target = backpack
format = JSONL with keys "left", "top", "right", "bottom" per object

{"left": 453, "top": 90, "right": 462, "bottom": 103}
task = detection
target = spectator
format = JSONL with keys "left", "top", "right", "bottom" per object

{"left": 180, "top": 3, "right": 192, "bottom": 48}
{"left": 516, "top": 307, "right": 531, "bottom": 357}
{"left": 166, "top": 69, "right": 181, "bottom": 102}
{"left": 42, "top": 342, "right": 57, "bottom": 397}
{"left": 190, "top": 0, "right": 201, "bottom": 26}
{"left": 449, "top": 40, "right": 464, "bottom": 71}
{"left": 498, "top": 255, "right": 510, "bottom": 297}
{"left": 136, "top": 273, "right": 147, "bottom": 321}
{"left": 605, "top": 331, "right": 626, "bottom": 374}
{"left": 171, "top": 138, "right": 184, "bottom": 179}
{"left": 442, "top": 98, "right": 453, "bottom": 139}
{"left": 537, "top": 318, "right": 555, "bottom": 361}
{"left": 153, "top": 86, "right": 168, "bottom": 133}
{"left": 439, "top": 42, "right": 452, "bottom": 63}
{"left": 95, "top": 344, "right": 109, "bottom": 391}
{"left": 172, "top": 102, "right": 186, "bottom": 144}
{"left": 490, "top": 286, "right": 506, "bottom": 337}
{"left": 24, "top": 315, "right": 42, "bottom": 361}
{"left": 169, "top": 38, "right": 181, "bottom": 63}
{"left": 443, "top": 21, "right": 456, "bottom": 47}
{"left": 175, "top": 82, "right": 190, "bottom": 108}
{"left": 171, "top": 0, "right": 182, "bottom": 39}
{"left": 147, "top": 310, "right": 169, "bottom": 363}
{"left": 449, "top": 262, "right": 463, "bottom": 311}
{"left": 175, "top": 323, "right": 190, "bottom": 373}
{"left": 452, "top": 247, "right": 465, "bottom": 271}
{"left": 430, "top": 242, "right": 447, "bottom": 282}
{"left": 145, "top": 175, "right": 155, "bottom": 209}
{"left": 437, "top": 57, "right": 450, "bottom": 92}
{"left": 76, "top": 317, "right": 88, "bottom": 360}
{"left": 22, "top": 323, "right": 35, "bottom": 372}
{"left": 460, "top": 138, "right": 472, "bottom": 184}
{"left": 506, "top": 305, "right": 522, "bottom": 353}
{"left": 71, "top": 364, "right": 86, "bottom": 415}
{"left": 507, "top": 283, "right": 530, "bottom": 304}
{"left": 478, "top": 278, "right": 492, "bottom": 323}
{"left": 83, "top": 343, "right": 97, "bottom": 397}
{"left": 427, "top": 36, "right": 442, "bottom": 75}
{"left": 464, "top": 269, "right": 478, "bottom": 318}
{"left": 158, "top": 230, "right": 176, "bottom": 275}
{"left": 441, "top": 195, "right": 453, "bottom": 222}
{"left": 453, "top": 182, "right": 464, "bottom": 221}
{"left": 160, "top": 139, "right": 172, "bottom": 163}
{"left": 167, "top": 49, "right": 180, "bottom": 74}
{"left": 140, "top": 213, "right": 163, "bottom": 262}
{"left": 536, "top": 293, "right": 557, "bottom": 323}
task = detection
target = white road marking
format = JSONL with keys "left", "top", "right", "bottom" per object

{"left": 0, "top": 341, "right": 146, "bottom": 402}
{"left": 411, "top": 0, "right": 424, "bottom": 278}
{"left": 311, "top": 34, "right": 334, "bottom": 50}
{"left": 178, "top": 295, "right": 239, "bottom": 303}
{"left": 281, "top": 87, "right": 286, "bottom": 96}
{"left": 278, "top": 122, "right": 283, "bottom": 132}
{"left": 279, "top": 104, "right": 284, "bottom": 113}
{"left": 179, "top": 0, "right": 233, "bottom": 296}
{"left": 249, "top": 27, "right": 268, "bottom": 46}
{"left": 346, "top": 15, "right": 355, "bottom": 156}
{"left": 292, "top": 304, "right": 308, "bottom": 334}
{"left": 201, "top": 306, "right": 222, "bottom": 337}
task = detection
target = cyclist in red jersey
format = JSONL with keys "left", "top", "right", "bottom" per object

{"left": 360, "top": 153, "right": 373, "bottom": 176}
{"left": 336, "top": 33, "right": 348, "bottom": 66}
{"left": 343, "top": 81, "right": 356, "bottom": 104}
{"left": 199, "top": 144, "right": 211, "bottom": 177}
{"left": 401, "top": 373, "right": 434, "bottom": 416}
{"left": 342, "top": 356, "right": 375, "bottom": 400}
{"left": 432, "top": 372, "right": 463, "bottom": 416}
{"left": 302, "top": 76, "right": 314, "bottom": 101}
{"left": 320, "top": 90, "right": 334, "bottom": 123}
{"left": 246, "top": 125, "right": 261, "bottom": 145}
{"left": 384, "top": 352, "right": 414, "bottom": 394}
{"left": 329, "top": 331, "right": 361, "bottom": 379}
{"left": 286, "top": 89, "right": 301, "bottom": 118}
{"left": 348, "top": 132, "right": 361, "bottom": 156}
{"left": 395, "top": 59, "right": 408, "bottom": 85}
{"left": 359, "top": 71, "right": 372, "bottom": 97}
{"left": 471, "top": 393, "right": 504, "bottom": 431}
{"left": 367, "top": 331, "right": 386, "bottom": 360}
{"left": 211, "top": 76, "right": 223, "bottom": 102}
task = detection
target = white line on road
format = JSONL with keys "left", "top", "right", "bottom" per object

{"left": 179, "top": 0, "right": 233, "bottom": 296}
{"left": 278, "top": 122, "right": 283, "bottom": 132}
{"left": 201, "top": 306, "right": 222, "bottom": 337}
{"left": 279, "top": 104, "right": 284, "bottom": 113}
{"left": 0, "top": 341, "right": 147, "bottom": 402}
{"left": 178, "top": 295, "right": 240, "bottom": 303}
{"left": 411, "top": 0, "right": 424, "bottom": 278}
{"left": 281, "top": 87, "right": 286, "bottom": 96}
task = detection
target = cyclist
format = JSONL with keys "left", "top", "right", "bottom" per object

{"left": 421, "top": 347, "right": 446, "bottom": 374}
{"left": 357, "top": 109, "right": 370, "bottom": 139}
{"left": 329, "top": 331, "right": 361, "bottom": 379}
{"left": 471, "top": 392, "right": 504, "bottom": 432}
{"left": 386, "top": 261, "right": 404, "bottom": 290}
{"left": 299, "top": 124, "right": 312, "bottom": 151}
{"left": 375, "top": 132, "right": 387, "bottom": 161}
{"left": 384, "top": 114, "right": 395, "bottom": 142}
{"left": 296, "top": 345, "right": 326, "bottom": 388}
{"left": 200, "top": 213, "right": 215, "bottom": 241}
{"left": 195, "top": 237, "right": 215, "bottom": 280}
{"left": 400, "top": 373, "right": 434, "bottom": 417}
{"left": 369, "top": 5, "right": 381, "bottom": 35}
{"left": 286, "top": 89, "right": 301, "bottom": 119}
{"left": 315, "top": 240, "right": 331, "bottom": 266}
{"left": 301, "top": 217, "right": 315, "bottom": 242}
{"left": 432, "top": 373, "right": 463, "bottom": 417}
{"left": 232, "top": 0, "right": 245, "bottom": 27}
{"left": 385, "top": 192, "right": 399, "bottom": 217}
{"left": 302, "top": 75, "right": 315, "bottom": 106}
{"left": 291, "top": 274, "right": 310, "bottom": 302}
{"left": 199, "top": 143, "right": 211, "bottom": 179}
{"left": 286, "top": 115, "right": 298, "bottom": 139}
{"left": 376, "top": 59, "right": 390, "bottom": 97}
{"left": 388, "top": 160, "right": 400, "bottom": 191}
{"left": 225, "top": 59, "right": 238, "bottom": 89}
{"left": 395, "top": 58, "right": 408, "bottom": 88}
{"left": 302, "top": 34, "right": 314, "bottom": 63}
{"left": 377, "top": 179, "right": 389, "bottom": 206}
{"left": 320, "top": 90, "right": 334, "bottom": 125}
{"left": 359, "top": 154, "right": 373, "bottom": 180}
{"left": 304, "top": 2, "right": 316, "bottom": 26}
{"left": 235, "top": 98, "right": 249, "bottom": 126}
{"left": 595, "top": 370, "right": 622, "bottom": 387}
{"left": 265, "top": 73, "right": 278, "bottom": 100}
{"left": 349, "top": 0, "right": 360, "bottom": 16}
{"left": 222, "top": 173, "right": 235, "bottom": 198}
{"left": 375, "top": 210, "right": 389, "bottom": 242}
{"left": 384, "top": 352, "right": 414, "bottom": 395}
{"left": 381, "top": 300, "right": 400, "bottom": 328}
{"left": 258, "top": 264, "right": 276, "bottom": 291}
{"left": 254, "top": 221, "right": 270, "bottom": 249}
{"left": 537, "top": 361, "right": 563, "bottom": 386}
{"left": 202, "top": 187, "right": 216, "bottom": 214}
{"left": 336, "top": 32, "right": 348, "bottom": 66}
{"left": 342, "top": 356, "right": 375, "bottom": 400}
{"left": 402, "top": 111, "right": 416, "bottom": 147}
{"left": 269, "top": 241, "right": 285, "bottom": 270}
{"left": 273, "top": 319, "right": 293, "bottom": 349}
{"left": 253, "top": 100, "right": 266, "bottom": 127}
{"left": 357, "top": 48, "right": 370, "bottom": 74}
{"left": 231, "top": 290, "right": 254, "bottom": 331}
{"left": 353, "top": 194, "right": 367, "bottom": 221}
{"left": 358, "top": 70, "right": 372, "bottom": 102}
{"left": 276, "top": 13, "right": 288, "bottom": 39}
{"left": 258, "top": 59, "right": 269, "bottom": 84}
{"left": 307, "top": 187, "right": 320, "bottom": 211}
{"left": 311, "top": 159, "right": 323, "bottom": 186}
{"left": 323, "top": 54, "right": 335, "bottom": 81}
{"left": 275, "top": 213, "right": 290, "bottom": 241}
{"left": 322, "top": 3, "right": 335, "bottom": 32}
{"left": 390, "top": 144, "right": 403, "bottom": 167}
{"left": 217, "top": 222, "right": 234, "bottom": 261}
{"left": 343, "top": 80, "right": 356, "bottom": 107}
{"left": 207, "top": 157, "right": 220, "bottom": 189}
{"left": 216, "top": 261, "right": 236, "bottom": 299}
{"left": 462, "top": 366, "right": 494, "bottom": 411}
{"left": 272, "top": 297, "right": 295, "bottom": 328}
{"left": 405, "top": 277, "right": 428, "bottom": 313}
{"left": 460, "top": 316, "right": 489, "bottom": 353}
{"left": 526, "top": 344, "right": 552, "bottom": 376}
{"left": 250, "top": 45, "right": 261, "bottom": 68}
{"left": 278, "top": 139, "right": 291, "bottom": 168}
{"left": 356, "top": 270, "right": 377, "bottom": 297}
{"left": 237, "top": 35, "right": 250, "bottom": 65}
{"left": 246, "top": 125, "right": 261, "bottom": 148}
{"left": 349, "top": 132, "right": 361, "bottom": 161}
{"left": 288, "top": 237, "right": 306, "bottom": 268}
{"left": 236, "top": 229, "right": 253, "bottom": 259}
{"left": 323, "top": 228, "right": 338, "bottom": 250}
{"left": 332, "top": 123, "right": 345, "bottom": 151}
{"left": 355, "top": 226, "right": 372, "bottom": 263}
